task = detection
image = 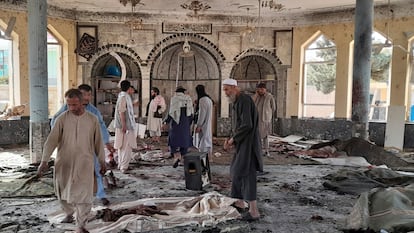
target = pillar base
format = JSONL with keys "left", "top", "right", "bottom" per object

{"left": 30, "top": 121, "right": 50, "bottom": 164}
{"left": 352, "top": 122, "right": 369, "bottom": 140}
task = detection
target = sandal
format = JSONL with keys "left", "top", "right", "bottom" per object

{"left": 172, "top": 159, "right": 180, "bottom": 168}
{"left": 231, "top": 204, "right": 248, "bottom": 213}
{"left": 240, "top": 212, "right": 260, "bottom": 222}
{"left": 61, "top": 215, "right": 74, "bottom": 223}
{"left": 76, "top": 227, "right": 90, "bottom": 233}
{"left": 101, "top": 198, "right": 110, "bottom": 206}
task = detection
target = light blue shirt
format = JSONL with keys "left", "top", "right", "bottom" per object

{"left": 50, "top": 103, "right": 110, "bottom": 144}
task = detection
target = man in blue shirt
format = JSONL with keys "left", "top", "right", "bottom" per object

{"left": 51, "top": 84, "right": 114, "bottom": 206}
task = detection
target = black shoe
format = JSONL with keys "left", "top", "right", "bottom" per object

{"left": 240, "top": 212, "right": 260, "bottom": 222}
{"left": 231, "top": 204, "right": 248, "bottom": 214}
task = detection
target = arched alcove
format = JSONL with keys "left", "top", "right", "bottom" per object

{"left": 149, "top": 33, "right": 224, "bottom": 135}
{"left": 88, "top": 46, "right": 142, "bottom": 123}
{"left": 230, "top": 48, "right": 286, "bottom": 119}
{"left": 231, "top": 48, "right": 282, "bottom": 93}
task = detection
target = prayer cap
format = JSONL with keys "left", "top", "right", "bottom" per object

{"left": 222, "top": 78, "right": 238, "bottom": 86}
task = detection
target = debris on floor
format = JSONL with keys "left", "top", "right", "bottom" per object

{"left": 1, "top": 135, "right": 414, "bottom": 232}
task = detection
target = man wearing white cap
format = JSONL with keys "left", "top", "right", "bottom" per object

{"left": 222, "top": 78, "right": 263, "bottom": 221}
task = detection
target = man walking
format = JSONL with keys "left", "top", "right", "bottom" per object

{"left": 38, "top": 89, "right": 105, "bottom": 233}
{"left": 194, "top": 84, "right": 213, "bottom": 162}
{"left": 163, "top": 86, "right": 193, "bottom": 168}
{"left": 252, "top": 82, "right": 276, "bottom": 156}
{"left": 223, "top": 78, "right": 263, "bottom": 221}
{"left": 51, "top": 84, "right": 113, "bottom": 205}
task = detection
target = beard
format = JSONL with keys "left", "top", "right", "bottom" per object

{"left": 226, "top": 93, "right": 236, "bottom": 103}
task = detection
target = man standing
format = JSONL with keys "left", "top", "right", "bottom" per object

{"left": 37, "top": 89, "right": 105, "bottom": 233}
{"left": 51, "top": 84, "right": 113, "bottom": 206}
{"left": 194, "top": 84, "right": 213, "bottom": 162}
{"left": 252, "top": 82, "right": 276, "bottom": 156}
{"left": 163, "top": 86, "right": 193, "bottom": 168}
{"left": 146, "top": 87, "right": 166, "bottom": 143}
{"left": 114, "top": 80, "right": 137, "bottom": 173}
{"left": 223, "top": 78, "right": 263, "bottom": 221}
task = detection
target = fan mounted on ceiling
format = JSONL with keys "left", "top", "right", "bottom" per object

{"left": 373, "top": 0, "right": 410, "bottom": 55}
{"left": 373, "top": 0, "right": 393, "bottom": 54}
{"left": 0, "top": 16, "right": 16, "bottom": 40}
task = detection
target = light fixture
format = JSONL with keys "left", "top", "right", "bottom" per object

{"left": 261, "top": 0, "right": 285, "bottom": 11}
{"left": 239, "top": 6, "right": 256, "bottom": 41}
{"left": 179, "top": 38, "right": 194, "bottom": 57}
{"left": 119, "top": 0, "right": 142, "bottom": 8}
{"left": 123, "top": 0, "right": 144, "bottom": 47}
{"left": 181, "top": 1, "right": 211, "bottom": 17}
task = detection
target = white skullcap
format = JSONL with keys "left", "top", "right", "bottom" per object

{"left": 222, "top": 78, "right": 238, "bottom": 86}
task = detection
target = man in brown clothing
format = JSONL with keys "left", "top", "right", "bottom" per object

{"left": 37, "top": 88, "right": 105, "bottom": 233}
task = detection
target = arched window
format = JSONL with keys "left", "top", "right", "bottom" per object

{"left": 0, "top": 29, "right": 12, "bottom": 113}
{"left": 47, "top": 31, "right": 62, "bottom": 116}
{"left": 303, "top": 34, "right": 336, "bottom": 118}
{"left": 369, "top": 31, "right": 392, "bottom": 121}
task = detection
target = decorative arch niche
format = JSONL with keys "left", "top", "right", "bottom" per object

{"left": 148, "top": 33, "right": 225, "bottom": 135}
{"left": 86, "top": 44, "right": 142, "bottom": 122}
{"left": 230, "top": 48, "right": 286, "bottom": 118}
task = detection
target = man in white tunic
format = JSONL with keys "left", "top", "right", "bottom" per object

{"left": 37, "top": 89, "right": 105, "bottom": 233}
{"left": 146, "top": 87, "right": 166, "bottom": 143}
{"left": 194, "top": 84, "right": 213, "bottom": 162}
{"left": 114, "top": 80, "right": 137, "bottom": 173}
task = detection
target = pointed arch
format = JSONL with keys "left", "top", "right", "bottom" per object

{"left": 46, "top": 26, "right": 67, "bottom": 116}
{"left": 147, "top": 33, "right": 225, "bottom": 65}
{"left": 302, "top": 33, "right": 337, "bottom": 118}
{"left": 0, "top": 18, "right": 19, "bottom": 108}
{"left": 229, "top": 48, "right": 286, "bottom": 119}
{"left": 148, "top": 33, "right": 224, "bottom": 105}
{"left": 86, "top": 44, "right": 143, "bottom": 118}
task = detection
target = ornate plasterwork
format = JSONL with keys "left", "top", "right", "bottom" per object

{"left": 162, "top": 22, "right": 212, "bottom": 34}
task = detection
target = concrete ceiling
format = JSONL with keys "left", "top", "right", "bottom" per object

{"left": 46, "top": 0, "right": 409, "bottom": 17}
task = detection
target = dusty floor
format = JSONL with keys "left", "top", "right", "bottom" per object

{"left": 0, "top": 137, "right": 360, "bottom": 233}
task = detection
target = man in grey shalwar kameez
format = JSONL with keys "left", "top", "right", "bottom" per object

{"left": 223, "top": 78, "right": 263, "bottom": 221}
{"left": 252, "top": 82, "right": 276, "bottom": 156}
